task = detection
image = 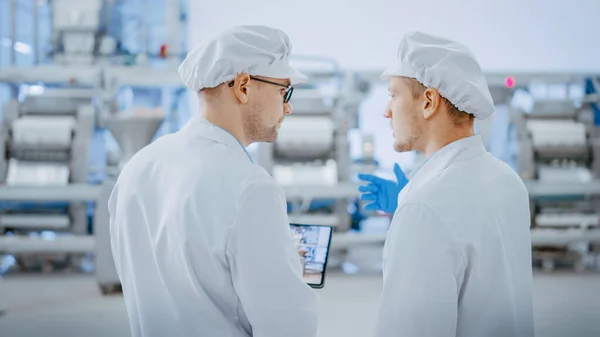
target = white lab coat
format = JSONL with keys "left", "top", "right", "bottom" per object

{"left": 109, "top": 117, "right": 319, "bottom": 337}
{"left": 376, "top": 135, "right": 534, "bottom": 337}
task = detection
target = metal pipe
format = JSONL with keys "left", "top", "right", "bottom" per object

{"left": 141, "top": 0, "right": 148, "bottom": 58}
{"left": 165, "top": 0, "right": 180, "bottom": 59}
{"left": 51, "top": 0, "right": 57, "bottom": 63}
{"left": 10, "top": 0, "right": 16, "bottom": 65}
{"left": 105, "top": 0, "right": 111, "bottom": 39}
{"left": 33, "top": 0, "right": 39, "bottom": 64}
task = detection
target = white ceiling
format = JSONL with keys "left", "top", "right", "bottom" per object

{"left": 189, "top": 0, "right": 600, "bottom": 72}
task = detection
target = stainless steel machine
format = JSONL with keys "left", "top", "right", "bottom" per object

{"left": 52, "top": 0, "right": 115, "bottom": 66}
{"left": 507, "top": 76, "right": 600, "bottom": 271}
{"left": 0, "top": 89, "right": 100, "bottom": 269}
{"left": 0, "top": 0, "right": 111, "bottom": 270}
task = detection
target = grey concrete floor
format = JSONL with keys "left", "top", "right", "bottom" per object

{"left": 1, "top": 270, "right": 600, "bottom": 337}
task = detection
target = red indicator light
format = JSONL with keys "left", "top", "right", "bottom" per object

{"left": 505, "top": 76, "right": 515, "bottom": 88}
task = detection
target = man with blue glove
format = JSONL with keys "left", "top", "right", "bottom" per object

{"left": 366, "top": 32, "right": 534, "bottom": 337}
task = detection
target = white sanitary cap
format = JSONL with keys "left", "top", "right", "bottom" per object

{"left": 178, "top": 25, "right": 308, "bottom": 92}
{"left": 381, "top": 31, "right": 495, "bottom": 120}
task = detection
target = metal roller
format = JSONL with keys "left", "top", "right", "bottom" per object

{"left": 526, "top": 119, "right": 588, "bottom": 158}
{"left": 0, "top": 214, "right": 70, "bottom": 230}
{"left": 537, "top": 165, "right": 592, "bottom": 183}
{"left": 535, "top": 213, "right": 598, "bottom": 228}
{"left": 275, "top": 116, "right": 335, "bottom": 158}
{"left": 11, "top": 116, "right": 75, "bottom": 150}
{"left": 19, "top": 89, "right": 96, "bottom": 115}
{"left": 273, "top": 159, "right": 338, "bottom": 187}
{"left": 526, "top": 119, "right": 587, "bottom": 147}
{"left": 6, "top": 159, "right": 70, "bottom": 186}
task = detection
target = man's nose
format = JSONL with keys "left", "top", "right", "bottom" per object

{"left": 384, "top": 107, "right": 392, "bottom": 119}
{"left": 284, "top": 102, "right": 293, "bottom": 115}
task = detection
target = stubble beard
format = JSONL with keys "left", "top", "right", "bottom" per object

{"left": 242, "top": 103, "right": 278, "bottom": 143}
{"left": 394, "top": 113, "right": 422, "bottom": 152}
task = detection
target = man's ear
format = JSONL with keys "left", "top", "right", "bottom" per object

{"left": 422, "top": 88, "right": 442, "bottom": 119}
{"left": 232, "top": 73, "right": 251, "bottom": 104}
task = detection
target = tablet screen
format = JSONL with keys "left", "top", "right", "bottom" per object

{"left": 289, "top": 224, "right": 333, "bottom": 288}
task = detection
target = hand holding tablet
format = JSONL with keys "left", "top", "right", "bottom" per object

{"left": 289, "top": 224, "right": 333, "bottom": 289}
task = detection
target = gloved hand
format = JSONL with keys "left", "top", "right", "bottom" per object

{"left": 357, "top": 163, "right": 408, "bottom": 214}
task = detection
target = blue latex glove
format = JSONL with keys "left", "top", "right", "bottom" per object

{"left": 357, "top": 163, "right": 408, "bottom": 214}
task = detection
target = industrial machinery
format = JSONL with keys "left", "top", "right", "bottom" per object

{"left": 507, "top": 76, "right": 600, "bottom": 271}
{"left": 0, "top": 0, "right": 115, "bottom": 271}
{"left": 0, "top": 89, "right": 100, "bottom": 269}
{"left": 52, "top": 0, "right": 115, "bottom": 65}
{"left": 252, "top": 71, "right": 370, "bottom": 233}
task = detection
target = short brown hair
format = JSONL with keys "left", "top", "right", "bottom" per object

{"left": 402, "top": 78, "right": 474, "bottom": 127}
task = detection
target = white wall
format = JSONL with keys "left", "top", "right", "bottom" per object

{"left": 189, "top": 0, "right": 600, "bottom": 72}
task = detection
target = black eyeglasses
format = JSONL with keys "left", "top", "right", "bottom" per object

{"left": 228, "top": 76, "right": 294, "bottom": 103}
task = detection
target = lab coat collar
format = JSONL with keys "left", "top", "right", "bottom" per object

{"left": 408, "top": 135, "right": 486, "bottom": 190}
{"left": 407, "top": 155, "right": 432, "bottom": 180}
{"left": 181, "top": 117, "right": 254, "bottom": 163}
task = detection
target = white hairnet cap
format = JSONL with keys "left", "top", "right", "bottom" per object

{"left": 382, "top": 31, "right": 495, "bottom": 120}
{"left": 178, "top": 25, "right": 308, "bottom": 92}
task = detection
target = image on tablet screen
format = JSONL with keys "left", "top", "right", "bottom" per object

{"left": 290, "top": 225, "right": 332, "bottom": 286}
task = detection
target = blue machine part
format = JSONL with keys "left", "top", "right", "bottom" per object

{"left": 585, "top": 78, "right": 600, "bottom": 126}
{"left": 0, "top": 201, "right": 69, "bottom": 213}
{"left": 85, "top": 128, "right": 110, "bottom": 232}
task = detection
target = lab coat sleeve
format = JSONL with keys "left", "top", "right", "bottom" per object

{"left": 375, "top": 203, "right": 466, "bottom": 337}
{"left": 226, "top": 179, "right": 319, "bottom": 337}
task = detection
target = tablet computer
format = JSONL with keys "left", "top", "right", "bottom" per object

{"left": 289, "top": 224, "right": 333, "bottom": 289}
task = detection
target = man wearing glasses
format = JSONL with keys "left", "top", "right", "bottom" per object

{"left": 108, "top": 25, "right": 318, "bottom": 337}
